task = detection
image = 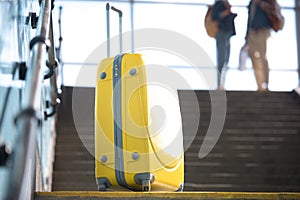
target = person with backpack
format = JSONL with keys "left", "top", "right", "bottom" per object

{"left": 211, "top": 0, "right": 237, "bottom": 90}
{"left": 246, "top": 0, "right": 284, "bottom": 91}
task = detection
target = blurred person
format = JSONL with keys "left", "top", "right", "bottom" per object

{"left": 246, "top": 0, "right": 283, "bottom": 91}
{"left": 212, "top": 0, "right": 237, "bottom": 90}
{"left": 238, "top": 43, "right": 249, "bottom": 71}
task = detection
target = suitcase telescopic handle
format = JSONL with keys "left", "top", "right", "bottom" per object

{"left": 106, "top": 4, "right": 123, "bottom": 56}
{"left": 106, "top": 3, "right": 110, "bottom": 57}
{"left": 111, "top": 6, "right": 123, "bottom": 54}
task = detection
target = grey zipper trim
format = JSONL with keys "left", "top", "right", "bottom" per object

{"left": 113, "top": 54, "right": 128, "bottom": 188}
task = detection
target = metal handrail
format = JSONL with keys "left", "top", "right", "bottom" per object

{"left": 6, "top": 0, "right": 53, "bottom": 199}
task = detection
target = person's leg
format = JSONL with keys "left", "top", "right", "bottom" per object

{"left": 260, "top": 29, "right": 270, "bottom": 86}
{"left": 216, "top": 31, "right": 229, "bottom": 89}
{"left": 224, "top": 34, "right": 231, "bottom": 65}
{"left": 220, "top": 33, "right": 231, "bottom": 89}
{"left": 247, "top": 29, "right": 270, "bottom": 91}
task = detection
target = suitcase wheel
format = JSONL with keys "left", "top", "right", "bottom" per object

{"left": 98, "top": 184, "right": 107, "bottom": 191}
{"left": 96, "top": 177, "right": 111, "bottom": 191}
{"left": 142, "top": 179, "right": 151, "bottom": 192}
{"left": 176, "top": 183, "right": 184, "bottom": 192}
{"left": 134, "top": 173, "right": 154, "bottom": 191}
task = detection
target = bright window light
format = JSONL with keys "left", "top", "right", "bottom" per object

{"left": 54, "top": 0, "right": 298, "bottom": 91}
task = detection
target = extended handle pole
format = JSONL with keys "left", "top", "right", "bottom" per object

{"left": 106, "top": 3, "right": 110, "bottom": 57}
{"left": 111, "top": 6, "right": 123, "bottom": 54}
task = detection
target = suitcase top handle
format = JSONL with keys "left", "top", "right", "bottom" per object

{"left": 106, "top": 3, "right": 123, "bottom": 56}
{"left": 111, "top": 6, "right": 122, "bottom": 17}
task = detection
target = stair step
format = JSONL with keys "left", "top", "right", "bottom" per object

{"left": 53, "top": 160, "right": 94, "bottom": 171}
{"left": 52, "top": 171, "right": 96, "bottom": 191}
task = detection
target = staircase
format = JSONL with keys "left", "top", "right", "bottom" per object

{"left": 43, "top": 86, "right": 300, "bottom": 199}
{"left": 52, "top": 87, "right": 96, "bottom": 191}
{"left": 181, "top": 90, "right": 300, "bottom": 191}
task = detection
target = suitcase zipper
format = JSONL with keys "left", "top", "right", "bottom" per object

{"left": 113, "top": 54, "right": 129, "bottom": 189}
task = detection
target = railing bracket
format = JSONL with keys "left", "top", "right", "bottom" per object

{"left": 29, "top": 36, "right": 50, "bottom": 50}
{"left": 12, "top": 62, "right": 28, "bottom": 81}
{"left": 14, "top": 108, "right": 41, "bottom": 127}
{"left": 44, "top": 98, "right": 60, "bottom": 120}
{"left": 44, "top": 60, "right": 58, "bottom": 80}
{"left": 0, "top": 144, "right": 12, "bottom": 167}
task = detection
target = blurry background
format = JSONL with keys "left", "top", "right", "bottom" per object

{"left": 53, "top": 0, "right": 298, "bottom": 91}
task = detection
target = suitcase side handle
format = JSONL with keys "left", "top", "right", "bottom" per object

{"left": 111, "top": 6, "right": 123, "bottom": 54}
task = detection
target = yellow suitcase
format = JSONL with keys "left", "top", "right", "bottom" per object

{"left": 95, "top": 4, "right": 184, "bottom": 191}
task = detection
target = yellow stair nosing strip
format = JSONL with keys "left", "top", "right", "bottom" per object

{"left": 36, "top": 191, "right": 300, "bottom": 199}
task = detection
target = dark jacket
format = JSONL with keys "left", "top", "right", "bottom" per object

{"left": 212, "top": 0, "right": 237, "bottom": 36}
{"left": 246, "top": 0, "right": 271, "bottom": 36}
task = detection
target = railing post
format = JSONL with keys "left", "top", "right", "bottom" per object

{"left": 295, "top": 0, "right": 300, "bottom": 86}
